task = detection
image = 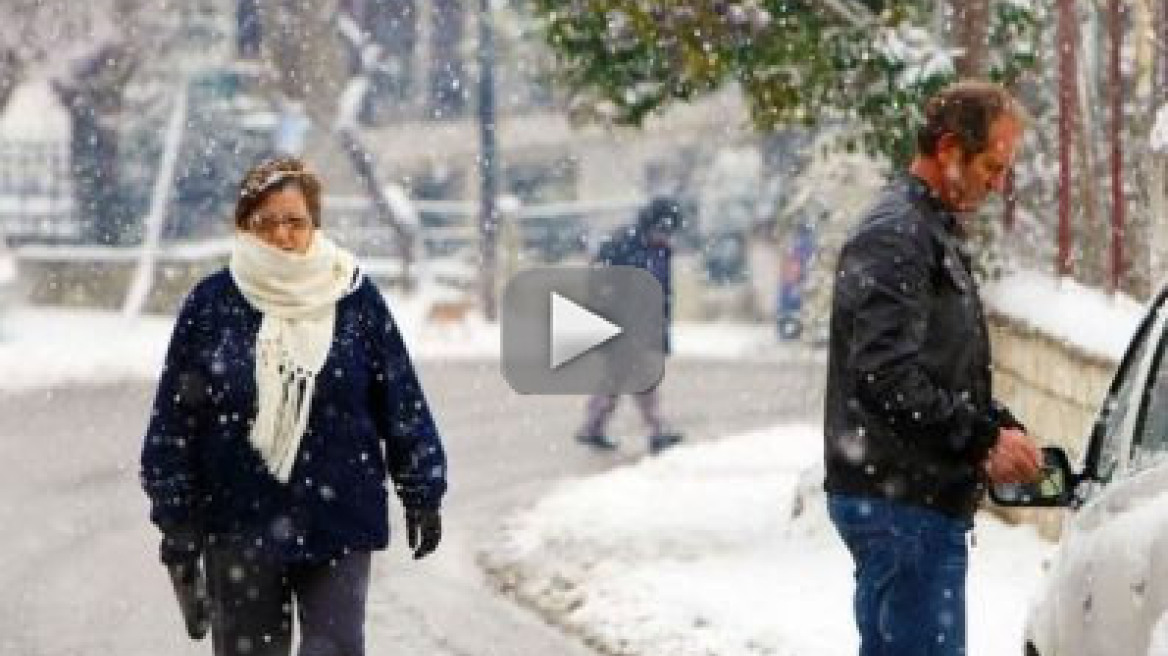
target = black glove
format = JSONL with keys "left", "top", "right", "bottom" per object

{"left": 159, "top": 523, "right": 204, "bottom": 566}
{"left": 159, "top": 524, "right": 210, "bottom": 640}
{"left": 405, "top": 507, "right": 442, "bottom": 560}
{"left": 167, "top": 559, "right": 211, "bottom": 640}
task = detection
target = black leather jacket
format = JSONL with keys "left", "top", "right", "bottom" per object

{"left": 823, "top": 175, "right": 1020, "bottom": 519}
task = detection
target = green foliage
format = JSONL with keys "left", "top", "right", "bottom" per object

{"left": 530, "top": 0, "right": 1039, "bottom": 167}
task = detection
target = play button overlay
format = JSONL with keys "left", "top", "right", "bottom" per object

{"left": 502, "top": 266, "right": 665, "bottom": 395}
{"left": 550, "top": 293, "right": 622, "bottom": 369}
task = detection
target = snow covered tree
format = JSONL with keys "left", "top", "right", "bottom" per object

{"left": 0, "top": 0, "right": 170, "bottom": 244}
{"left": 54, "top": 43, "right": 137, "bottom": 244}
{"left": 528, "top": 0, "right": 1038, "bottom": 167}
{"left": 258, "top": 0, "right": 349, "bottom": 124}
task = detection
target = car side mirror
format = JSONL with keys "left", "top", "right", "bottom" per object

{"left": 989, "top": 446, "right": 1076, "bottom": 507}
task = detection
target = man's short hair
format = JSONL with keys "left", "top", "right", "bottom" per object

{"left": 916, "top": 80, "right": 1029, "bottom": 157}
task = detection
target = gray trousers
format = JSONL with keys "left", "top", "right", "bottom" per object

{"left": 205, "top": 542, "right": 371, "bottom": 656}
{"left": 580, "top": 384, "right": 664, "bottom": 437}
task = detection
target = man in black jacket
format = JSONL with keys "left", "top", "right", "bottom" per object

{"left": 824, "top": 81, "right": 1041, "bottom": 656}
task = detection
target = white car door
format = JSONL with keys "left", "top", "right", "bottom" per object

{"left": 1039, "top": 300, "right": 1168, "bottom": 656}
{"left": 1111, "top": 328, "right": 1168, "bottom": 654}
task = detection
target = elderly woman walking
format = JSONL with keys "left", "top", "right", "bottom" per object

{"left": 140, "top": 156, "right": 447, "bottom": 656}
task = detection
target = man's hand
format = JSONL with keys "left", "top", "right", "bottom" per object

{"left": 405, "top": 508, "right": 442, "bottom": 560}
{"left": 985, "top": 427, "right": 1042, "bottom": 485}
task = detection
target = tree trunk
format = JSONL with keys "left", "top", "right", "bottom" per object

{"left": 1074, "top": 1, "right": 1104, "bottom": 285}
{"left": 951, "top": 0, "right": 990, "bottom": 77}
{"left": 429, "top": 0, "right": 468, "bottom": 119}
{"left": 260, "top": 0, "right": 417, "bottom": 278}
{"left": 1121, "top": 0, "right": 1154, "bottom": 297}
{"left": 477, "top": 0, "right": 499, "bottom": 320}
{"left": 258, "top": 0, "right": 348, "bottom": 126}
{"left": 54, "top": 43, "right": 136, "bottom": 244}
{"left": 949, "top": 0, "right": 1018, "bottom": 233}
{"left": 1056, "top": 0, "right": 1076, "bottom": 277}
{"left": 237, "top": 0, "right": 263, "bottom": 60}
{"left": 1152, "top": 0, "right": 1168, "bottom": 285}
{"left": 1163, "top": 0, "right": 1168, "bottom": 94}
{"left": 0, "top": 49, "right": 20, "bottom": 114}
{"left": 1107, "top": 0, "right": 1125, "bottom": 293}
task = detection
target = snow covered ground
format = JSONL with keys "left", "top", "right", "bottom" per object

{"left": 0, "top": 300, "right": 501, "bottom": 394}
{"left": 0, "top": 302, "right": 504, "bottom": 394}
{"left": 0, "top": 308, "right": 174, "bottom": 392}
{"left": 0, "top": 267, "right": 1132, "bottom": 655}
{"left": 481, "top": 422, "right": 1056, "bottom": 656}
{"left": 0, "top": 264, "right": 1136, "bottom": 394}
{"left": 0, "top": 300, "right": 795, "bottom": 393}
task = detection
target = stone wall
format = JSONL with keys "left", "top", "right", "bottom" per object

{"left": 988, "top": 313, "right": 1115, "bottom": 460}
{"left": 19, "top": 257, "right": 227, "bottom": 314}
{"left": 987, "top": 311, "right": 1119, "bottom": 538}
{"left": 16, "top": 253, "right": 406, "bottom": 315}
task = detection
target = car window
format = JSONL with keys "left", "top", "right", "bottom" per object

{"left": 1089, "top": 305, "right": 1161, "bottom": 485}
{"left": 1130, "top": 320, "right": 1168, "bottom": 466}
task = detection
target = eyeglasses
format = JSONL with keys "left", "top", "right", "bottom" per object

{"left": 249, "top": 213, "right": 314, "bottom": 234}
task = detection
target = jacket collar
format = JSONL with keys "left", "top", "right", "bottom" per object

{"left": 902, "top": 173, "right": 963, "bottom": 239}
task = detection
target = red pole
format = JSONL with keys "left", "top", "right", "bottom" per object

{"left": 1056, "top": 0, "right": 1076, "bottom": 277}
{"left": 1108, "top": 0, "right": 1125, "bottom": 293}
{"left": 1003, "top": 169, "right": 1016, "bottom": 231}
{"left": 1161, "top": 0, "right": 1168, "bottom": 95}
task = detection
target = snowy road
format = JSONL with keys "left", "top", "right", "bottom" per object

{"left": 0, "top": 355, "right": 823, "bottom": 656}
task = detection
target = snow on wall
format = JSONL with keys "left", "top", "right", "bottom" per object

{"left": 1152, "top": 103, "right": 1168, "bottom": 154}
{"left": 984, "top": 269, "right": 1145, "bottom": 362}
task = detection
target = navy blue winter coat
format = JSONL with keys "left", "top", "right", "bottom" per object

{"left": 594, "top": 226, "right": 673, "bottom": 354}
{"left": 140, "top": 269, "right": 447, "bottom": 563}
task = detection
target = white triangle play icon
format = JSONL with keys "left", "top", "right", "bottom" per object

{"left": 550, "top": 292, "right": 623, "bottom": 369}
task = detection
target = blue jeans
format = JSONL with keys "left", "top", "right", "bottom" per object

{"left": 828, "top": 494, "right": 972, "bottom": 656}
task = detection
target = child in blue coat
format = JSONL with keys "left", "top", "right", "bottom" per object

{"left": 576, "top": 196, "right": 683, "bottom": 454}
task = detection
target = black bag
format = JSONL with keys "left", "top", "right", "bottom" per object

{"left": 167, "top": 560, "right": 211, "bottom": 640}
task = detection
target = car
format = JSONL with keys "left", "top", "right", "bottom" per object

{"left": 992, "top": 286, "right": 1168, "bottom": 656}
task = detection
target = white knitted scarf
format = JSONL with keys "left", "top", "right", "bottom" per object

{"left": 228, "top": 232, "right": 359, "bottom": 483}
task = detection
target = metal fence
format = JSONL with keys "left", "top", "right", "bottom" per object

{"left": 0, "top": 141, "right": 81, "bottom": 243}
{"left": 323, "top": 194, "right": 644, "bottom": 263}
{"left": 0, "top": 136, "right": 646, "bottom": 272}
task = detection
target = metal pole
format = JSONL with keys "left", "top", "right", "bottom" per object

{"left": 478, "top": 0, "right": 499, "bottom": 320}
{"left": 1003, "top": 169, "right": 1016, "bottom": 232}
{"left": 123, "top": 85, "right": 187, "bottom": 317}
{"left": 1057, "top": 0, "right": 1076, "bottom": 278}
